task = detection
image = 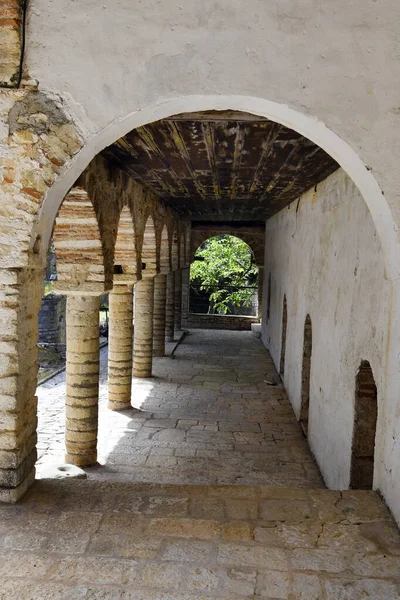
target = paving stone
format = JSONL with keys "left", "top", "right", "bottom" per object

{"left": 14, "top": 331, "right": 397, "bottom": 599}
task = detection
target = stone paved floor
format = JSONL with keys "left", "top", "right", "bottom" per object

{"left": 37, "top": 330, "right": 323, "bottom": 487}
{"left": 0, "top": 480, "right": 399, "bottom": 599}
{"left": 2, "top": 329, "right": 397, "bottom": 598}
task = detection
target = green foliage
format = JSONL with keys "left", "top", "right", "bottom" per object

{"left": 190, "top": 235, "right": 258, "bottom": 314}
{"left": 43, "top": 281, "right": 54, "bottom": 296}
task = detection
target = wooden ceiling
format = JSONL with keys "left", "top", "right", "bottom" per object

{"left": 102, "top": 111, "right": 339, "bottom": 222}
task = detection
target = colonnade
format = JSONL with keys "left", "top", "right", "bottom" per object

{"left": 62, "top": 269, "right": 187, "bottom": 467}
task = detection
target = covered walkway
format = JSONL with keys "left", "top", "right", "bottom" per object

{"left": 0, "top": 330, "right": 392, "bottom": 598}
{"left": 37, "top": 330, "right": 323, "bottom": 488}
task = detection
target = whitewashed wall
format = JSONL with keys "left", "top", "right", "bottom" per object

{"left": 261, "top": 169, "right": 393, "bottom": 505}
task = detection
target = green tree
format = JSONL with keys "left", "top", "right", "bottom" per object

{"left": 190, "top": 235, "right": 258, "bottom": 314}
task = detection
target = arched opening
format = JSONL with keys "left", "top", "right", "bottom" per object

{"left": 350, "top": 360, "right": 378, "bottom": 490}
{"left": 279, "top": 295, "right": 287, "bottom": 378}
{"left": 3, "top": 99, "right": 397, "bottom": 525}
{"left": 33, "top": 96, "right": 399, "bottom": 284}
{"left": 141, "top": 215, "right": 157, "bottom": 277}
{"left": 159, "top": 224, "right": 169, "bottom": 274}
{"left": 113, "top": 206, "right": 137, "bottom": 283}
{"left": 299, "top": 315, "right": 312, "bottom": 437}
{"left": 189, "top": 235, "right": 258, "bottom": 320}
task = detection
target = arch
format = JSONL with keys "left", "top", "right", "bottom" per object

{"left": 159, "top": 224, "right": 170, "bottom": 274}
{"left": 279, "top": 295, "right": 287, "bottom": 378}
{"left": 191, "top": 228, "right": 264, "bottom": 266}
{"left": 113, "top": 206, "right": 137, "bottom": 284}
{"left": 53, "top": 186, "right": 106, "bottom": 294}
{"left": 350, "top": 360, "right": 378, "bottom": 490}
{"left": 192, "top": 234, "right": 257, "bottom": 265}
{"left": 190, "top": 235, "right": 258, "bottom": 316}
{"left": 299, "top": 315, "right": 313, "bottom": 437}
{"left": 141, "top": 215, "right": 157, "bottom": 277}
{"left": 32, "top": 95, "right": 399, "bottom": 281}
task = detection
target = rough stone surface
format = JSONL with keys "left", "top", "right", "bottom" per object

{"left": 0, "top": 478, "right": 398, "bottom": 599}
{"left": 133, "top": 278, "right": 154, "bottom": 378}
{"left": 108, "top": 285, "right": 133, "bottom": 410}
{"left": 29, "top": 330, "right": 400, "bottom": 597}
{"left": 65, "top": 295, "right": 100, "bottom": 467}
{"left": 37, "top": 330, "right": 324, "bottom": 487}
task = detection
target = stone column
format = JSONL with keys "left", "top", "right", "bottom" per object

{"left": 174, "top": 268, "right": 183, "bottom": 332}
{"left": 181, "top": 266, "right": 190, "bottom": 328}
{"left": 0, "top": 267, "right": 43, "bottom": 503}
{"left": 165, "top": 271, "right": 175, "bottom": 342}
{"left": 108, "top": 285, "right": 133, "bottom": 410}
{"left": 153, "top": 274, "right": 167, "bottom": 357}
{"left": 65, "top": 295, "right": 100, "bottom": 467}
{"left": 257, "top": 266, "right": 264, "bottom": 320}
{"left": 133, "top": 278, "right": 154, "bottom": 377}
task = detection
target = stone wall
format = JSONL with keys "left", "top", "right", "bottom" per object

{"left": 38, "top": 292, "right": 66, "bottom": 346}
{"left": 0, "top": 0, "right": 24, "bottom": 87}
{"left": 186, "top": 314, "right": 257, "bottom": 330}
{"left": 261, "top": 169, "right": 395, "bottom": 514}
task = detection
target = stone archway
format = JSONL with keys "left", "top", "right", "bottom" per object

{"left": 30, "top": 96, "right": 399, "bottom": 283}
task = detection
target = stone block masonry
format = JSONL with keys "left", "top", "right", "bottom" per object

{"left": 0, "top": 0, "right": 23, "bottom": 87}
{"left": 133, "top": 278, "right": 154, "bottom": 377}
{"left": 65, "top": 295, "right": 100, "bottom": 467}
{"left": 108, "top": 285, "right": 134, "bottom": 410}
{"left": 153, "top": 273, "right": 167, "bottom": 357}
{"left": 165, "top": 272, "right": 175, "bottom": 342}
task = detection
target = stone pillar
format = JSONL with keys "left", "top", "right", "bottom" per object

{"left": 257, "top": 266, "right": 264, "bottom": 320}
{"left": 174, "top": 268, "right": 183, "bottom": 332}
{"left": 153, "top": 274, "right": 167, "bottom": 357}
{"left": 133, "top": 278, "right": 154, "bottom": 377}
{"left": 181, "top": 266, "right": 190, "bottom": 328}
{"left": 65, "top": 295, "right": 100, "bottom": 467}
{"left": 0, "top": 267, "right": 43, "bottom": 503}
{"left": 108, "top": 285, "right": 133, "bottom": 410}
{"left": 165, "top": 272, "right": 175, "bottom": 342}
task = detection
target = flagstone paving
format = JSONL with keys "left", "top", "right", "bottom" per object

{"left": 37, "top": 330, "right": 324, "bottom": 487}
{"left": 0, "top": 480, "right": 399, "bottom": 599}
{"left": 2, "top": 329, "right": 397, "bottom": 599}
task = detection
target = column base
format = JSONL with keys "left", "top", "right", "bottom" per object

{"left": 0, "top": 469, "right": 35, "bottom": 504}
{"left": 65, "top": 452, "right": 97, "bottom": 468}
{"left": 108, "top": 400, "right": 132, "bottom": 411}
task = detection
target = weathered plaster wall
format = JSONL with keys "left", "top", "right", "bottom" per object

{"left": 24, "top": 0, "right": 400, "bottom": 238}
{"left": 261, "top": 169, "right": 396, "bottom": 514}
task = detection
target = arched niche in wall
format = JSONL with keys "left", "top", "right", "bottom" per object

{"left": 279, "top": 295, "right": 287, "bottom": 378}
{"left": 113, "top": 205, "right": 137, "bottom": 284}
{"left": 299, "top": 315, "right": 313, "bottom": 437}
{"left": 350, "top": 360, "right": 378, "bottom": 490}
{"left": 141, "top": 215, "right": 157, "bottom": 278}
